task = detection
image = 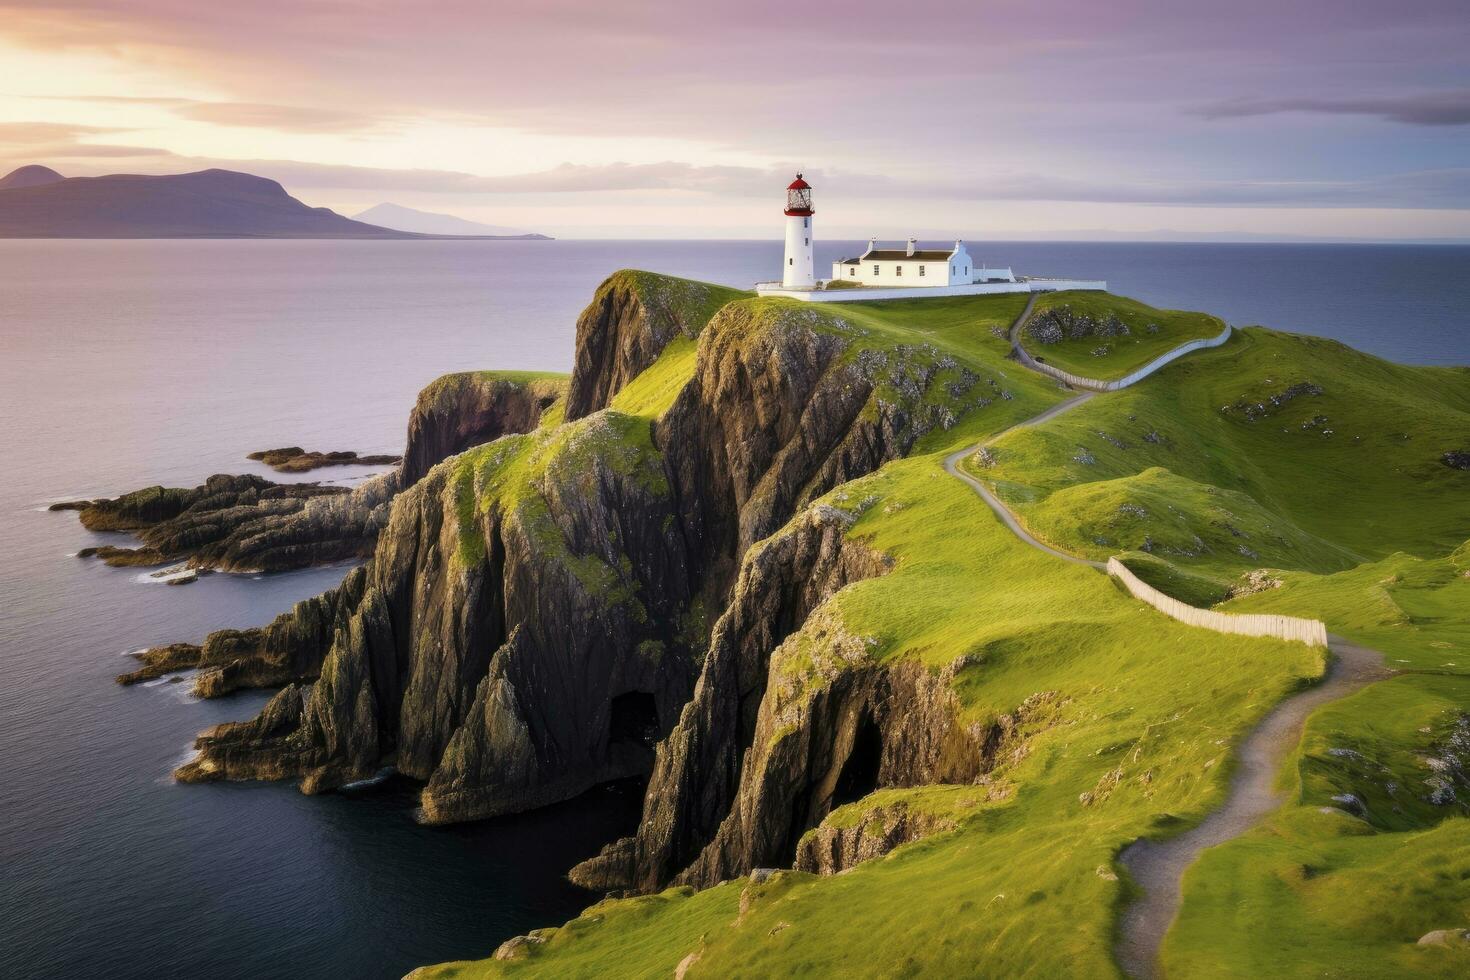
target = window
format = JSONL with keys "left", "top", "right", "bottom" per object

{"left": 804, "top": 218, "right": 809, "bottom": 228}
{"left": 896, "top": 266, "right": 903, "bottom": 276}
{"left": 919, "top": 266, "right": 926, "bottom": 277}
{"left": 849, "top": 267, "right": 856, "bottom": 277}
{"left": 965, "top": 265, "right": 969, "bottom": 275}
{"left": 788, "top": 258, "right": 793, "bottom": 265}
{"left": 873, "top": 264, "right": 880, "bottom": 276}
{"left": 952, "top": 265, "right": 956, "bottom": 275}
{"left": 804, "top": 238, "right": 808, "bottom": 245}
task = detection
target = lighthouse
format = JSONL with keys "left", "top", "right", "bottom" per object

{"left": 782, "top": 173, "right": 816, "bottom": 289}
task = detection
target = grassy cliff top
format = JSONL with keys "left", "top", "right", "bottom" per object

{"left": 445, "top": 409, "right": 667, "bottom": 606}
{"left": 600, "top": 269, "right": 749, "bottom": 337}
{"left": 416, "top": 369, "right": 568, "bottom": 411}
{"left": 1022, "top": 290, "right": 1228, "bottom": 380}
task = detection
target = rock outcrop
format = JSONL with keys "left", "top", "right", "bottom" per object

{"left": 71, "top": 472, "right": 395, "bottom": 573}
{"left": 793, "top": 800, "right": 960, "bottom": 876}
{"left": 178, "top": 412, "right": 701, "bottom": 818}
{"left": 569, "top": 502, "right": 894, "bottom": 892}
{"left": 247, "top": 447, "right": 402, "bottom": 472}
{"left": 65, "top": 372, "right": 565, "bottom": 574}
{"left": 656, "top": 301, "right": 981, "bottom": 593}
{"left": 563, "top": 271, "right": 742, "bottom": 421}
{"left": 401, "top": 372, "right": 565, "bottom": 485}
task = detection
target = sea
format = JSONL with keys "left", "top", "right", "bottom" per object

{"left": 1, "top": 239, "right": 1467, "bottom": 980}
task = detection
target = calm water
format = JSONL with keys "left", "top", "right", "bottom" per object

{"left": 1, "top": 240, "right": 1467, "bottom": 979}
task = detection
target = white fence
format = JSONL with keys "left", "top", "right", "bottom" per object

{"left": 1106, "top": 558, "right": 1328, "bottom": 647}
{"left": 1017, "top": 323, "right": 1233, "bottom": 391}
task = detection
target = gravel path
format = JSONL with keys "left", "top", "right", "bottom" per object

{"left": 944, "top": 298, "right": 1387, "bottom": 979}
{"left": 1114, "top": 635, "right": 1387, "bottom": 978}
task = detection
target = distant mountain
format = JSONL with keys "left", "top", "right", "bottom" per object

{"left": 353, "top": 202, "right": 550, "bottom": 239}
{"left": 0, "top": 166, "right": 423, "bottom": 239}
{"left": 0, "top": 165, "right": 65, "bottom": 190}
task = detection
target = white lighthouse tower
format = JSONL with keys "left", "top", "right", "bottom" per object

{"left": 781, "top": 173, "right": 816, "bottom": 289}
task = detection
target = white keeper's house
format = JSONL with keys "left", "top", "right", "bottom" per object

{"left": 832, "top": 239, "right": 1016, "bottom": 287}
{"left": 756, "top": 173, "right": 1106, "bottom": 303}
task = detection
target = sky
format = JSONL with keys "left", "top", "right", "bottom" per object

{"left": 1, "top": 0, "right": 1468, "bottom": 240}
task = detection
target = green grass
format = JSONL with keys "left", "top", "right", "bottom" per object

{"left": 445, "top": 409, "right": 667, "bottom": 609}
{"left": 608, "top": 335, "right": 697, "bottom": 419}
{"left": 415, "top": 883, "right": 745, "bottom": 979}
{"left": 1223, "top": 543, "right": 1470, "bottom": 673}
{"left": 412, "top": 278, "right": 1470, "bottom": 979}
{"left": 1022, "top": 291, "right": 1226, "bottom": 380}
{"left": 1165, "top": 673, "right": 1470, "bottom": 978}
{"left": 979, "top": 327, "right": 1470, "bottom": 572}
{"left": 603, "top": 269, "right": 749, "bottom": 338}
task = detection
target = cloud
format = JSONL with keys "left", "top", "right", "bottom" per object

{"left": 212, "top": 158, "right": 1470, "bottom": 210}
{"left": 35, "top": 94, "right": 385, "bottom": 132}
{"left": 0, "top": 120, "right": 121, "bottom": 143}
{"left": 11, "top": 144, "right": 1464, "bottom": 210}
{"left": 1195, "top": 90, "right": 1470, "bottom": 126}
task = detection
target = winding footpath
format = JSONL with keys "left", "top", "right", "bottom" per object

{"left": 946, "top": 298, "right": 1389, "bottom": 979}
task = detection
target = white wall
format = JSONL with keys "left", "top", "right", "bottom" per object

{"left": 783, "top": 213, "right": 815, "bottom": 288}
{"left": 756, "top": 278, "right": 1107, "bottom": 302}
{"left": 1107, "top": 558, "right": 1328, "bottom": 647}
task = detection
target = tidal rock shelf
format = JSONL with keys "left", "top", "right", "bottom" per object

{"left": 247, "top": 447, "right": 402, "bottom": 472}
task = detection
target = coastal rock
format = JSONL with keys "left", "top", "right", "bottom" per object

{"left": 178, "top": 411, "right": 700, "bottom": 819}
{"left": 189, "top": 567, "right": 370, "bottom": 697}
{"left": 68, "top": 371, "right": 561, "bottom": 575}
{"left": 794, "top": 801, "right": 959, "bottom": 875}
{"left": 401, "top": 372, "right": 565, "bottom": 485}
{"left": 247, "top": 447, "right": 402, "bottom": 472}
{"left": 78, "top": 544, "right": 168, "bottom": 567}
{"left": 1442, "top": 450, "right": 1470, "bottom": 471}
{"left": 1416, "top": 929, "right": 1470, "bottom": 948}
{"left": 75, "top": 474, "right": 347, "bottom": 534}
{"left": 116, "top": 643, "right": 203, "bottom": 685}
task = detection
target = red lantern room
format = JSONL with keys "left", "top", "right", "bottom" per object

{"left": 785, "top": 173, "right": 813, "bottom": 216}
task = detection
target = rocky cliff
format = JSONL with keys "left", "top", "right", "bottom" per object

{"left": 402, "top": 371, "right": 564, "bottom": 485}
{"left": 563, "top": 271, "right": 744, "bottom": 421}
{"left": 180, "top": 411, "right": 701, "bottom": 818}
{"left": 173, "top": 270, "right": 1006, "bottom": 846}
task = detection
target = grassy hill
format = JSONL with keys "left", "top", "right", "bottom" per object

{"left": 1021, "top": 291, "right": 1227, "bottom": 380}
{"left": 413, "top": 286, "right": 1470, "bottom": 979}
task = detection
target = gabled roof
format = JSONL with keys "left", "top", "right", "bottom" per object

{"left": 862, "top": 249, "right": 956, "bottom": 261}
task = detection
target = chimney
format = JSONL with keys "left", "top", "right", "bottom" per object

{"left": 867, "top": 237, "right": 878, "bottom": 255}
{"left": 954, "top": 239, "right": 963, "bottom": 251}
{"left": 906, "top": 237, "right": 917, "bottom": 257}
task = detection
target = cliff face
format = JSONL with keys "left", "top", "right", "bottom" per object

{"left": 174, "top": 271, "right": 994, "bottom": 846}
{"left": 657, "top": 302, "right": 983, "bottom": 591}
{"left": 563, "top": 271, "right": 744, "bottom": 421}
{"left": 401, "top": 372, "right": 564, "bottom": 485}
{"left": 180, "top": 412, "right": 700, "bottom": 821}
{"left": 569, "top": 502, "right": 894, "bottom": 891}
